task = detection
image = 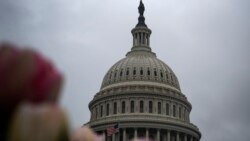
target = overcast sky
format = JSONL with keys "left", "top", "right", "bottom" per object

{"left": 0, "top": 0, "right": 250, "bottom": 140}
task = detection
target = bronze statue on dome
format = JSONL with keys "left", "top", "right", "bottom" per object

{"left": 138, "top": 0, "right": 145, "bottom": 16}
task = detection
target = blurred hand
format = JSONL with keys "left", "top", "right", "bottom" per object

{"left": 0, "top": 42, "right": 63, "bottom": 141}
{"left": 8, "top": 103, "right": 69, "bottom": 141}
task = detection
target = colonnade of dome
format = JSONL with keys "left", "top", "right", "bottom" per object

{"left": 90, "top": 94, "right": 191, "bottom": 122}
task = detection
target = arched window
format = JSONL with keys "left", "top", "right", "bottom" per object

{"left": 140, "top": 68, "right": 143, "bottom": 75}
{"left": 166, "top": 103, "right": 169, "bottom": 115}
{"left": 183, "top": 108, "right": 186, "bottom": 120}
{"left": 126, "top": 68, "right": 129, "bottom": 75}
{"left": 166, "top": 72, "right": 168, "bottom": 79}
{"left": 140, "top": 101, "right": 144, "bottom": 113}
{"left": 114, "top": 71, "right": 117, "bottom": 79}
{"left": 91, "top": 111, "right": 93, "bottom": 120}
{"left": 113, "top": 102, "right": 117, "bottom": 114}
{"left": 106, "top": 104, "right": 110, "bottom": 116}
{"left": 109, "top": 72, "right": 113, "bottom": 79}
{"left": 154, "top": 69, "right": 157, "bottom": 76}
{"left": 158, "top": 102, "right": 161, "bottom": 114}
{"left": 147, "top": 68, "right": 150, "bottom": 76}
{"left": 131, "top": 101, "right": 134, "bottom": 113}
{"left": 149, "top": 101, "right": 153, "bottom": 113}
{"left": 122, "top": 101, "right": 126, "bottom": 113}
{"left": 173, "top": 105, "right": 176, "bottom": 117}
{"left": 133, "top": 68, "right": 136, "bottom": 75}
{"left": 120, "top": 69, "right": 123, "bottom": 77}
{"left": 185, "top": 109, "right": 188, "bottom": 120}
{"left": 179, "top": 107, "right": 182, "bottom": 119}
{"left": 160, "top": 71, "right": 163, "bottom": 78}
{"left": 100, "top": 105, "right": 103, "bottom": 117}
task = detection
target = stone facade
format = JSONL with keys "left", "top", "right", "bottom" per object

{"left": 86, "top": 1, "right": 201, "bottom": 141}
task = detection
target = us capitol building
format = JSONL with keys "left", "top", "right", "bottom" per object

{"left": 86, "top": 1, "right": 201, "bottom": 141}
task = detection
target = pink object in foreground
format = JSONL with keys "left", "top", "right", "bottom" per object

{"left": 0, "top": 42, "right": 63, "bottom": 141}
{"left": 0, "top": 42, "right": 63, "bottom": 109}
{"left": 7, "top": 103, "right": 69, "bottom": 141}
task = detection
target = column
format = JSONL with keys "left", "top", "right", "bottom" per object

{"left": 138, "top": 32, "right": 140, "bottom": 45}
{"left": 184, "top": 134, "right": 187, "bottom": 141}
{"left": 117, "top": 131, "right": 120, "bottom": 141}
{"left": 167, "top": 130, "right": 170, "bottom": 141}
{"left": 136, "top": 33, "right": 138, "bottom": 45}
{"left": 148, "top": 35, "right": 150, "bottom": 46}
{"left": 176, "top": 132, "right": 179, "bottom": 141}
{"left": 142, "top": 33, "right": 144, "bottom": 44}
{"left": 133, "top": 35, "right": 135, "bottom": 46}
{"left": 146, "top": 128, "right": 149, "bottom": 140}
{"left": 134, "top": 128, "right": 138, "bottom": 139}
{"left": 106, "top": 135, "right": 109, "bottom": 141}
{"left": 140, "top": 32, "right": 142, "bottom": 45}
{"left": 142, "top": 32, "right": 144, "bottom": 45}
{"left": 103, "top": 131, "right": 106, "bottom": 141}
{"left": 112, "top": 134, "right": 115, "bottom": 141}
{"left": 143, "top": 33, "right": 145, "bottom": 45}
{"left": 123, "top": 129, "right": 126, "bottom": 141}
{"left": 190, "top": 136, "right": 193, "bottom": 141}
{"left": 163, "top": 133, "right": 166, "bottom": 141}
{"left": 157, "top": 129, "right": 160, "bottom": 141}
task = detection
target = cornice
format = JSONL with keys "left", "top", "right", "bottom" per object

{"left": 101, "top": 81, "right": 180, "bottom": 93}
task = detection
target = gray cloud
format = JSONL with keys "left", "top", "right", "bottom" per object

{"left": 0, "top": 0, "right": 249, "bottom": 140}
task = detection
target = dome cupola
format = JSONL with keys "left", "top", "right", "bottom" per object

{"left": 100, "top": 0, "right": 180, "bottom": 93}
{"left": 130, "top": 0, "right": 152, "bottom": 53}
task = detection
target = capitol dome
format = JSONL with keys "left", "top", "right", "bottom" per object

{"left": 87, "top": 1, "right": 201, "bottom": 141}
{"left": 101, "top": 47, "right": 181, "bottom": 91}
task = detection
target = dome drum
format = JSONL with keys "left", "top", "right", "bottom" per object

{"left": 90, "top": 87, "right": 192, "bottom": 111}
{"left": 88, "top": 93, "right": 192, "bottom": 124}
